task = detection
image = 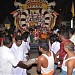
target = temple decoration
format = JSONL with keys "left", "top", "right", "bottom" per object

{"left": 14, "top": 0, "right": 58, "bottom": 30}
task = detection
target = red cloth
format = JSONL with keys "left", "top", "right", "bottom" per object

{"left": 0, "top": 38, "right": 3, "bottom": 43}
{"left": 59, "top": 39, "right": 70, "bottom": 65}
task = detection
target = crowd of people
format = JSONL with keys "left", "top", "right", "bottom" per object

{"left": 0, "top": 26, "right": 75, "bottom": 75}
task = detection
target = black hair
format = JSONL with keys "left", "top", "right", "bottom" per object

{"left": 50, "top": 34, "right": 58, "bottom": 43}
{"left": 17, "top": 29, "right": 21, "bottom": 33}
{"left": 21, "top": 32, "right": 29, "bottom": 40}
{"left": 15, "top": 35, "right": 22, "bottom": 41}
{"left": 57, "top": 30, "right": 61, "bottom": 35}
{"left": 39, "top": 43, "right": 49, "bottom": 51}
{"left": 3, "top": 35, "right": 12, "bottom": 45}
{"left": 60, "top": 30, "right": 69, "bottom": 39}
{"left": 68, "top": 28, "right": 74, "bottom": 35}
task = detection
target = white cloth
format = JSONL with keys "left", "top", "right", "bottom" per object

{"left": 0, "top": 46, "right": 19, "bottom": 75}
{"left": 11, "top": 43, "right": 24, "bottom": 61}
{"left": 26, "top": 41, "right": 30, "bottom": 51}
{"left": 53, "top": 29, "right": 59, "bottom": 34}
{"left": 41, "top": 51, "right": 54, "bottom": 74}
{"left": 51, "top": 41, "right": 60, "bottom": 54}
{"left": 11, "top": 43, "right": 27, "bottom": 75}
{"left": 22, "top": 41, "right": 30, "bottom": 58}
{"left": 70, "top": 34, "right": 75, "bottom": 45}
{"left": 62, "top": 55, "right": 75, "bottom": 72}
{"left": 48, "top": 40, "right": 52, "bottom": 51}
{"left": 27, "top": 36, "right": 31, "bottom": 44}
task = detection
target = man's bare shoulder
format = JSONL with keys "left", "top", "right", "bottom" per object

{"left": 38, "top": 55, "right": 45, "bottom": 61}
{"left": 67, "top": 58, "right": 75, "bottom": 69}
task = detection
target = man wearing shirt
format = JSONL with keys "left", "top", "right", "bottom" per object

{"left": 21, "top": 32, "right": 30, "bottom": 60}
{"left": 0, "top": 36, "right": 32, "bottom": 75}
{"left": 11, "top": 35, "right": 27, "bottom": 75}
{"left": 50, "top": 34, "right": 60, "bottom": 75}
{"left": 58, "top": 31, "right": 70, "bottom": 66}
